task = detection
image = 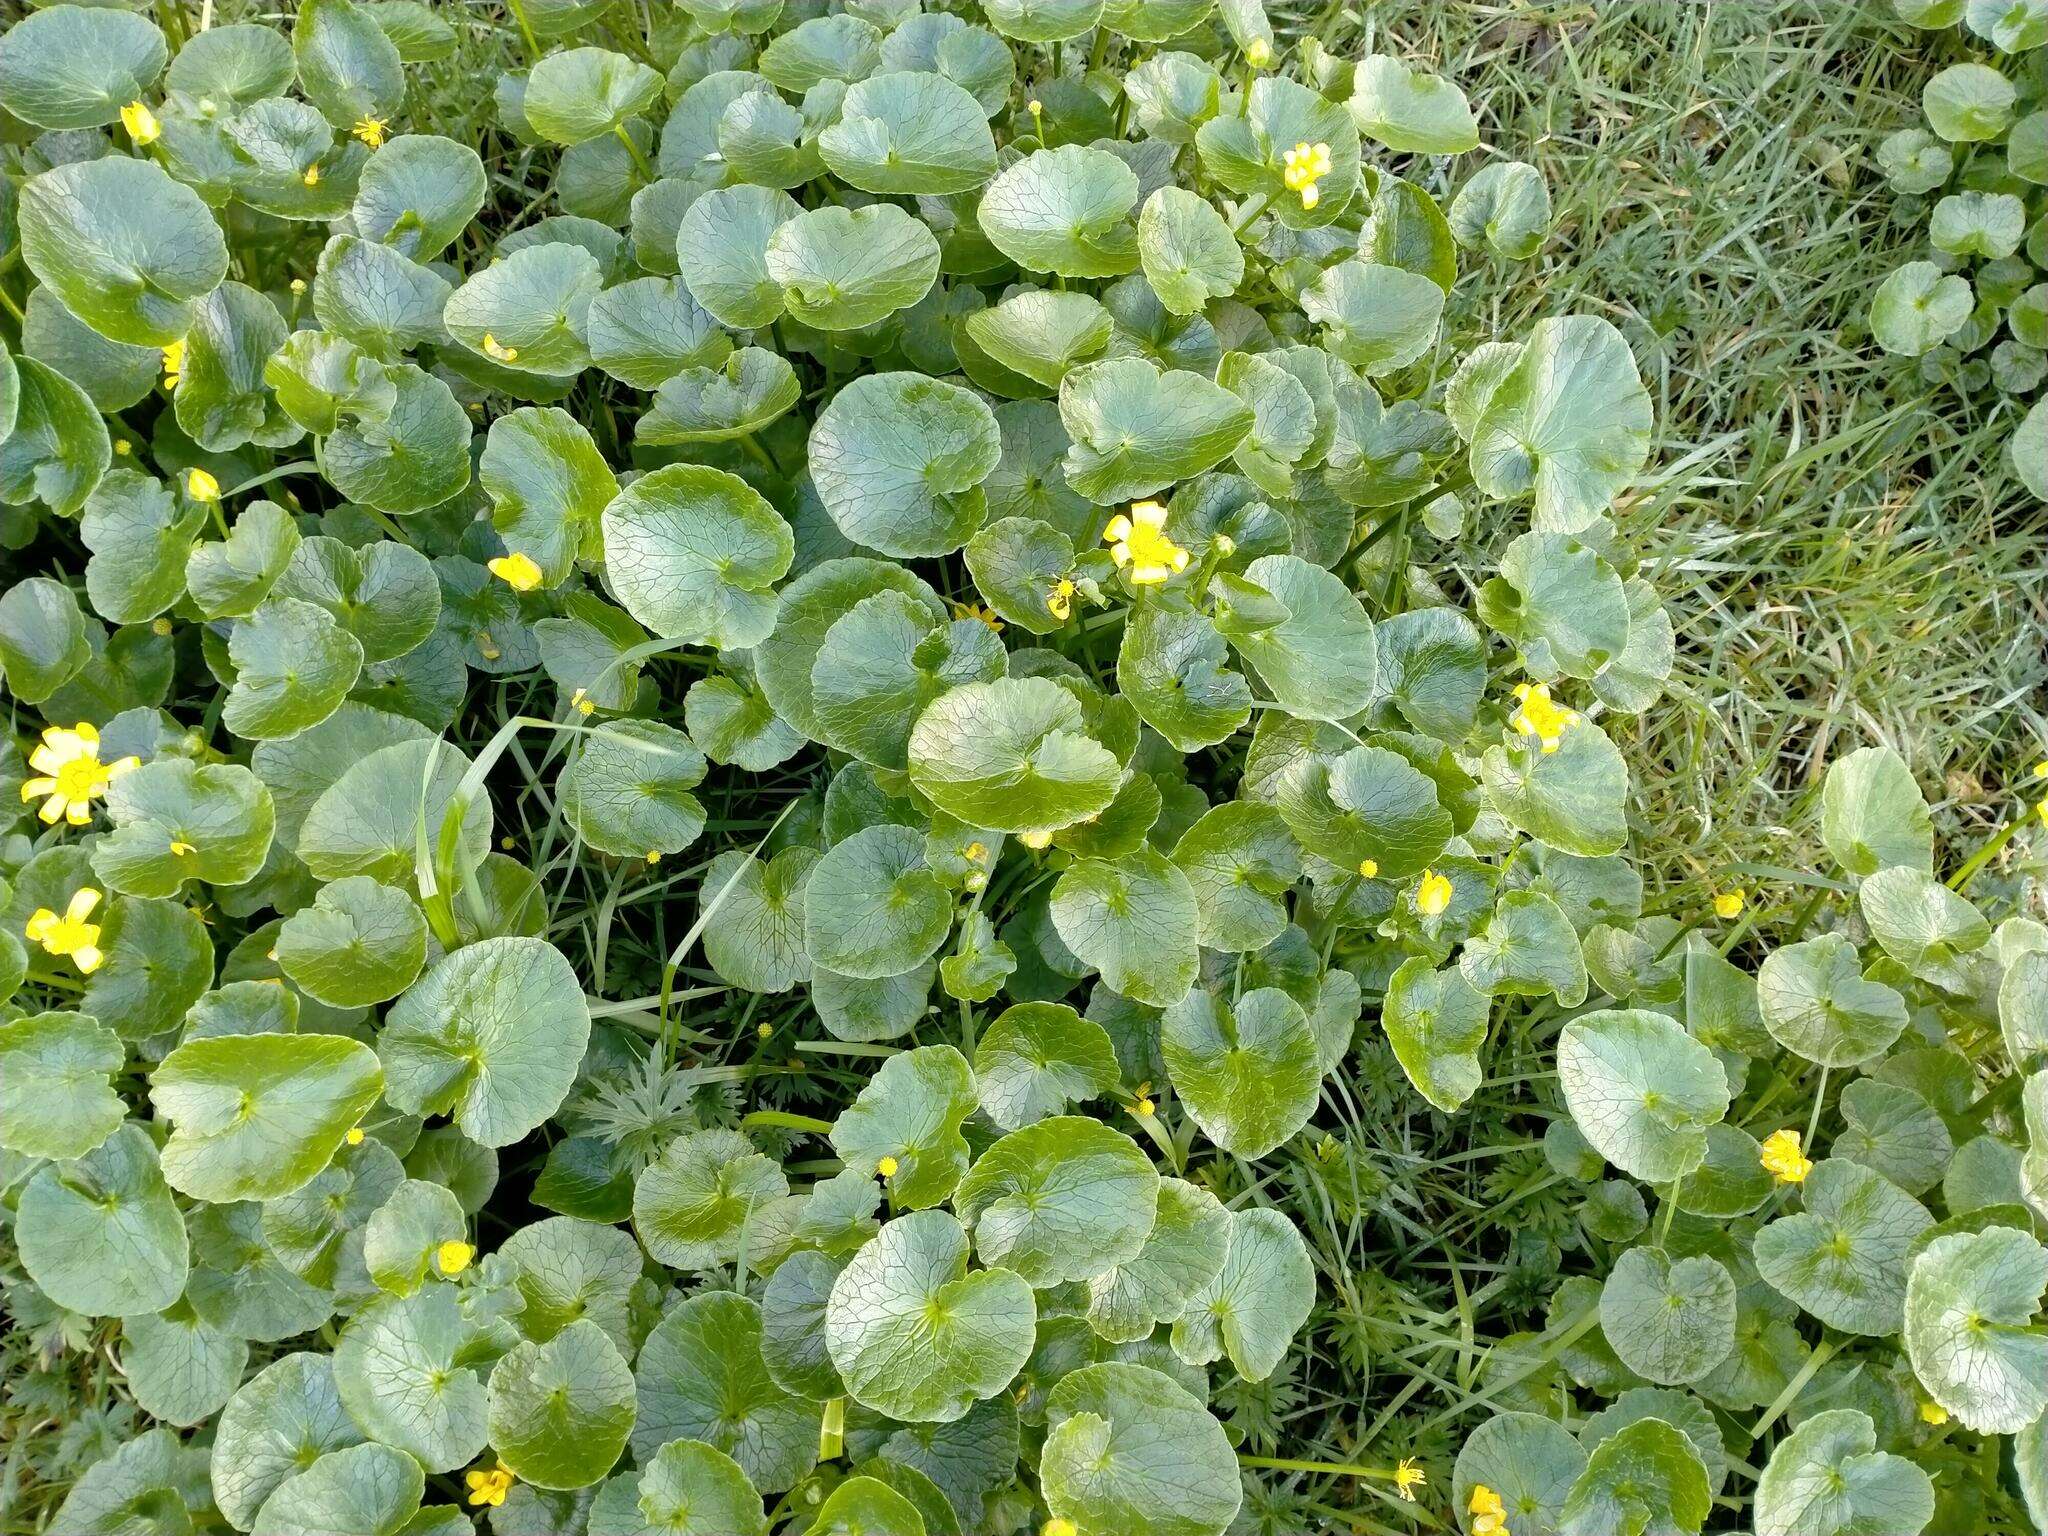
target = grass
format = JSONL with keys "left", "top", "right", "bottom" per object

{"left": 1356, "top": 0, "right": 2048, "bottom": 901}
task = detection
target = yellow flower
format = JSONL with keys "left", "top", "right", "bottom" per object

{"left": 1394, "top": 1458, "right": 1425, "bottom": 1501}
{"left": 953, "top": 600, "right": 1004, "bottom": 633}
{"left": 168, "top": 840, "right": 196, "bottom": 858}
{"left": 1357, "top": 858, "right": 1379, "bottom": 878}
{"left": 570, "top": 687, "right": 595, "bottom": 716}
{"left": 877, "top": 1156, "right": 900, "bottom": 1178}
{"left": 352, "top": 116, "right": 388, "bottom": 148}
{"left": 22, "top": 723, "right": 139, "bottom": 827}
{"left": 482, "top": 332, "right": 520, "bottom": 362}
{"left": 1470, "top": 1483, "right": 1510, "bottom": 1536}
{"left": 186, "top": 467, "right": 221, "bottom": 502}
{"left": 346, "top": 1127, "right": 366, "bottom": 1146}
{"left": 1759, "top": 1128, "right": 1813, "bottom": 1184}
{"left": 1510, "top": 681, "right": 1580, "bottom": 754}
{"left": 1714, "top": 890, "right": 1746, "bottom": 920}
{"left": 2034, "top": 761, "right": 2048, "bottom": 779}
{"left": 1048, "top": 577, "right": 1076, "bottom": 622}
{"left": 1044, "top": 1521, "right": 1078, "bottom": 1536}
{"left": 121, "top": 100, "right": 162, "bottom": 146}
{"left": 436, "top": 1239, "right": 475, "bottom": 1276}
{"left": 1104, "top": 500, "right": 1188, "bottom": 585}
{"left": 1134, "top": 1095, "right": 1155, "bottom": 1118}
{"left": 25, "top": 888, "right": 107, "bottom": 975}
{"left": 1281, "top": 140, "right": 1332, "bottom": 210}
{"left": 1920, "top": 1400, "right": 1949, "bottom": 1426}
{"left": 1019, "top": 829, "right": 1053, "bottom": 850}
{"left": 301, "top": 162, "right": 321, "bottom": 187}
{"left": 1416, "top": 869, "right": 1452, "bottom": 917}
{"left": 1246, "top": 37, "right": 1272, "bottom": 67}
{"left": 488, "top": 552, "right": 544, "bottom": 592}
{"left": 465, "top": 1467, "right": 514, "bottom": 1508}
{"left": 160, "top": 338, "right": 186, "bottom": 389}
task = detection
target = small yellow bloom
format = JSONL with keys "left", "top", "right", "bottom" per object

{"left": 1044, "top": 1521, "right": 1078, "bottom": 1536}
{"left": 645, "top": 850, "right": 661, "bottom": 864}
{"left": 186, "top": 467, "right": 221, "bottom": 502}
{"left": 1470, "top": 1483, "right": 1510, "bottom": 1536}
{"left": 25, "top": 888, "right": 106, "bottom": 975}
{"left": 1357, "top": 858, "right": 1379, "bottom": 878}
{"left": 1027, "top": 98, "right": 1044, "bottom": 116}
{"left": 168, "top": 840, "right": 196, "bottom": 858}
{"left": 352, "top": 116, "right": 388, "bottom": 148}
{"left": 1246, "top": 37, "right": 1272, "bottom": 67}
{"left": 1919, "top": 1400, "right": 1949, "bottom": 1425}
{"left": 1510, "top": 682, "right": 1580, "bottom": 754}
{"left": 436, "top": 1238, "right": 475, "bottom": 1276}
{"left": 482, "top": 333, "right": 520, "bottom": 363}
{"left": 952, "top": 600, "right": 1004, "bottom": 633}
{"left": 757, "top": 1021, "right": 773, "bottom": 1040}
{"left": 346, "top": 1127, "right": 366, "bottom": 1146}
{"left": 877, "top": 1156, "right": 899, "bottom": 1178}
{"left": 1104, "top": 500, "right": 1188, "bottom": 585}
{"left": 121, "top": 100, "right": 162, "bottom": 146}
{"left": 1416, "top": 869, "right": 1452, "bottom": 918}
{"left": 290, "top": 277, "right": 307, "bottom": 296}
{"left": 1394, "top": 1458, "right": 1425, "bottom": 1501}
{"left": 465, "top": 1467, "right": 514, "bottom": 1508}
{"left": 160, "top": 338, "right": 186, "bottom": 389}
{"left": 21, "top": 723, "right": 139, "bottom": 827}
{"left": 2033, "top": 760, "right": 2047, "bottom": 779}
{"left": 1048, "top": 577, "right": 1076, "bottom": 622}
{"left": 1135, "top": 1096, "right": 1155, "bottom": 1118}
{"left": 301, "top": 162, "right": 321, "bottom": 187}
{"left": 1759, "top": 1128, "right": 1813, "bottom": 1184}
{"left": 964, "top": 841, "right": 989, "bottom": 865}
{"left": 115, "top": 439, "right": 133, "bottom": 456}
{"left": 1020, "top": 829, "right": 1053, "bottom": 850}
{"left": 488, "top": 552, "right": 544, "bottom": 592}
{"left": 1281, "top": 141, "right": 1332, "bottom": 210}
{"left": 570, "top": 687, "right": 595, "bottom": 716}
{"left": 1714, "top": 890, "right": 1746, "bottom": 920}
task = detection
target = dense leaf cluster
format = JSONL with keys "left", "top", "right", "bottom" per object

{"left": 0, "top": 3, "right": 2044, "bottom": 1535}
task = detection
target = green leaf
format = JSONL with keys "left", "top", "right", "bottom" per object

{"left": 1382, "top": 956, "right": 1490, "bottom": 1112}
{"left": 323, "top": 362, "right": 473, "bottom": 513}
{"left": 1117, "top": 603, "right": 1252, "bottom": 753}
{"left": 830, "top": 1044, "right": 977, "bottom": 1209}
{"left": 48, "top": 1429, "right": 201, "bottom": 1536}
{"left": 18, "top": 1123, "right": 188, "bottom": 1318}
{"left": 810, "top": 372, "right": 1001, "bottom": 557}
{"left": 1168, "top": 801, "right": 1298, "bottom": 953}
{"left": 820, "top": 71, "right": 998, "bottom": 194}
{"left": 979, "top": 146, "right": 1139, "bottom": 277}
{"left": 1085, "top": 1176, "right": 1228, "bottom": 1344}
{"left": 379, "top": 937, "right": 591, "bottom": 1147}
{"left": 907, "top": 677, "right": 1122, "bottom": 835}
{"left": 363, "top": 1178, "right": 467, "bottom": 1297}
{"left": 1859, "top": 865, "right": 1989, "bottom": 983}
{"left": 250, "top": 1442, "right": 423, "bottom": 1536}
{"left": 1454, "top": 1413, "right": 1587, "bottom": 1536}
{"left": 0, "top": 578, "right": 91, "bottom": 703}
{"left": 121, "top": 1302, "right": 249, "bottom": 1430}
{"left": 601, "top": 464, "right": 793, "bottom": 649}
{"left": 0, "top": 357, "right": 111, "bottom": 518}
{"left": 1060, "top": 356, "right": 1253, "bottom": 505}
{"left": 176, "top": 281, "right": 299, "bottom": 452}
{"left": 1904, "top": 1225, "right": 2048, "bottom": 1433}
{"left": 334, "top": 1286, "right": 489, "bottom": 1472}
{"left": 1480, "top": 720, "right": 1630, "bottom": 857}
{"left": 1598, "top": 1245, "right": 1736, "bottom": 1386}
{"left": 1193, "top": 75, "right": 1360, "bottom": 232}
{"left": 1275, "top": 742, "right": 1451, "bottom": 878}
{"left": 806, "top": 1478, "right": 926, "bottom": 1536}
{"left": 81, "top": 896, "right": 215, "bottom": 1041}
{"left": 445, "top": 243, "right": 602, "bottom": 378}
{"left": 804, "top": 824, "right": 954, "bottom": 978}
{"left": 524, "top": 47, "right": 663, "bottom": 145}
{"left": 1450, "top": 161, "right": 1551, "bottom": 258}
{"left": 94, "top": 758, "right": 276, "bottom": 897}
{"left": 1870, "top": 262, "right": 1974, "bottom": 356}
{"left": 212, "top": 1354, "right": 365, "bottom": 1531}
{"left": 295, "top": 0, "right": 405, "bottom": 129}
{"left": 814, "top": 593, "right": 1007, "bottom": 769}
{"left": 1169, "top": 1206, "right": 1313, "bottom": 1382}
{"left": 827, "top": 1210, "right": 1036, "bottom": 1421}
{"left": 80, "top": 472, "right": 204, "bottom": 627}
{"left": 151, "top": 1031, "right": 383, "bottom": 1203}
{"left": 0, "top": 6, "right": 166, "bottom": 130}
{"left": 19, "top": 156, "right": 227, "bottom": 346}
{"left": 587, "top": 275, "right": 730, "bottom": 390}
{"left": 21, "top": 287, "right": 159, "bottom": 415}
{"left": 1557, "top": 1009, "right": 1729, "bottom": 1184}
{"left": 767, "top": 204, "right": 941, "bottom": 331}
{"left": 487, "top": 1319, "right": 636, "bottom": 1490}
{"left": 353, "top": 134, "right": 488, "bottom": 260}
{"left": 974, "top": 1002, "right": 1123, "bottom": 1130}
{"left": 1754, "top": 1158, "right": 1933, "bottom": 1336}
{"left": 1560, "top": 1418, "right": 1711, "bottom": 1536}
{"left": 632, "top": 1291, "right": 822, "bottom": 1492}
{"left": 677, "top": 184, "right": 804, "bottom": 330}
{"left": 1138, "top": 189, "right": 1243, "bottom": 316}
{"left": 1461, "top": 890, "right": 1587, "bottom": 1005}
{"left": 313, "top": 237, "right": 453, "bottom": 359}
{"left": 1299, "top": 260, "right": 1444, "bottom": 375}
{"left": 1041, "top": 1363, "right": 1241, "bottom": 1536}
{"left": 1479, "top": 530, "right": 1629, "bottom": 680}
{"left": 1161, "top": 985, "right": 1321, "bottom": 1158}
{"left": 187, "top": 501, "right": 302, "bottom": 620}
{"left": 1218, "top": 554, "right": 1378, "bottom": 720}
{"left": 1048, "top": 850, "right": 1201, "bottom": 1008}
{"left": 224, "top": 599, "right": 365, "bottom": 741}
{"left": 1348, "top": 54, "right": 1479, "bottom": 153}
{"left": 296, "top": 736, "right": 491, "bottom": 888}
{"left": 0, "top": 1011, "right": 125, "bottom": 1161}
{"left": 1821, "top": 745, "right": 1933, "bottom": 878}
{"left": 701, "top": 847, "right": 817, "bottom": 994}
{"left": 1753, "top": 1409, "right": 1934, "bottom": 1536}
{"left": 276, "top": 875, "right": 427, "bottom": 1007}
{"left": 562, "top": 720, "right": 709, "bottom": 860}
{"left": 949, "top": 1114, "right": 1157, "bottom": 1287}
{"left": 625, "top": 1439, "right": 768, "bottom": 1536}
{"left": 1923, "top": 61, "right": 2015, "bottom": 141}
{"left": 482, "top": 406, "right": 618, "bottom": 587}
{"left": 633, "top": 1126, "right": 788, "bottom": 1271}
{"left": 1758, "top": 934, "right": 1909, "bottom": 1069}
{"left": 964, "top": 289, "right": 1113, "bottom": 392}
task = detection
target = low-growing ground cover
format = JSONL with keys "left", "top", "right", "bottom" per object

{"left": 0, "top": 2, "right": 2043, "bottom": 1535}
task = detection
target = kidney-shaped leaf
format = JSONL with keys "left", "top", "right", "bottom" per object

{"left": 1557, "top": 1009, "right": 1729, "bottom": 1184}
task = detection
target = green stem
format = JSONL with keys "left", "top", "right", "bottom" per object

{"left": 1237, "top": 1454, "right": 1398, "bottom": 1481}
{"left": 504, "top": 0, "right": 543, "bottom": 62}
{"left": 613, "top": 122, "right": 656, "bottom": 182}
{"left": 741, "top": 1109, "right": 834, "bottom": 1136}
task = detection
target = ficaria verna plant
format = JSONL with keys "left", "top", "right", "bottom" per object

{"left": 1871, "top": 0, "right": 2047, "bottom": 496}
{"left": 0, "top": 2, "right": 2045, "bottom": 1535}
